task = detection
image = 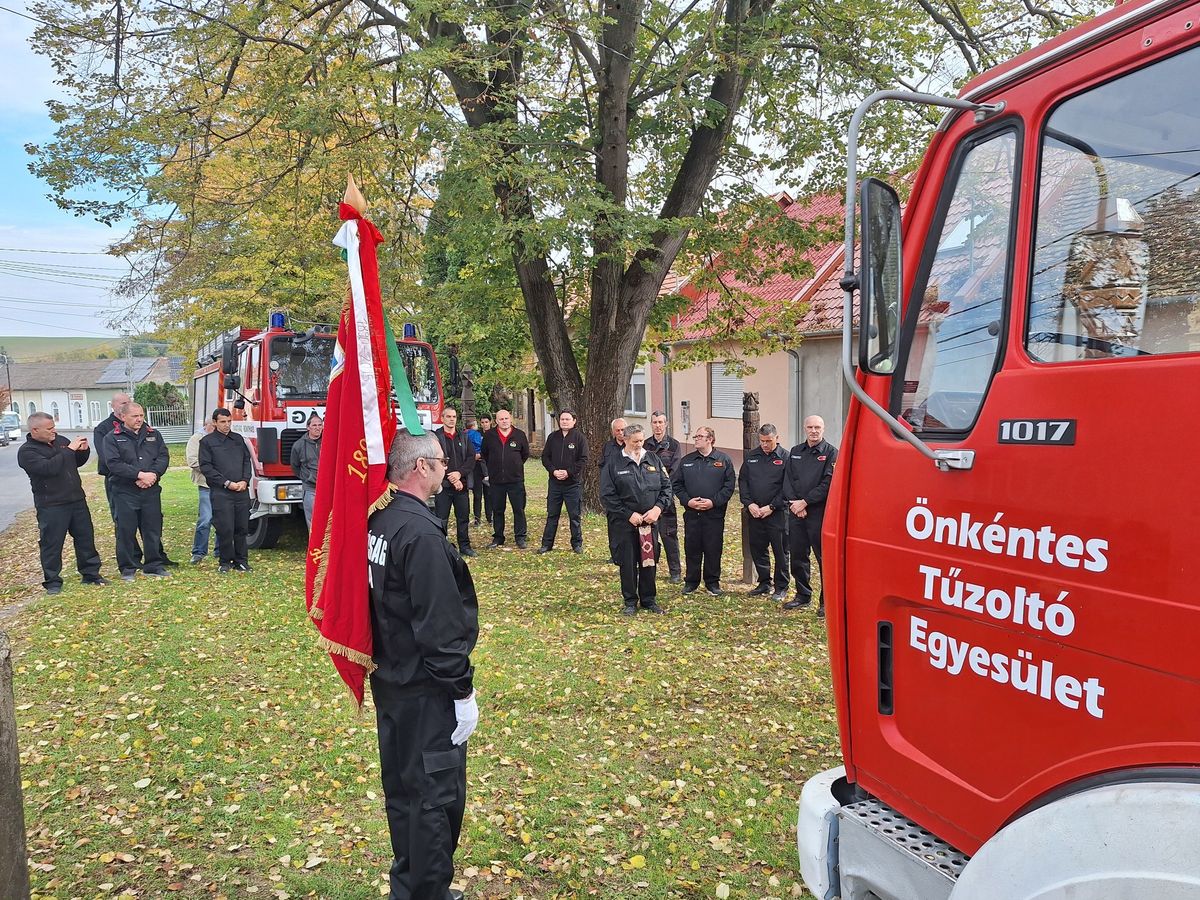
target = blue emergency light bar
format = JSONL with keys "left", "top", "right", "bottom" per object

{"left": 269, "top": 311, "right": 287, "bottom": 329}
{"left": 403, "top": 323, "right": 417, "bottom": 339}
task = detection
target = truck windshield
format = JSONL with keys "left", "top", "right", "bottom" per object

{"left": 269, "top": 336, "right": 439, "bottom": 403}
{"left": 0, "top": 413, "right": 17, "bottom": 429}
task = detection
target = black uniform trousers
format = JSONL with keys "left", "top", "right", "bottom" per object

{"left": 374, "top": 688, "right": 467, "bottom": 900}
{"left": 113, "top": 486, "right": 166, "bottom": 575}
{"left": 470, "top": 469, "right": 491, "bottom": 523}
{"left": 541, "top": 481, "right": 582, "bottom": 550}
{"left": 35, "top": 500, "right": 102, "bottom": 590}
{"left": 682, "top": 507, "right": 727, "bottom": 590}
{"left": 657, "top": 506, "right": 681, "bottom": 578}
{"left": 749, "top": 509, "right": 790, "bottom": 592}
{"left": 489, "top": 481, "right": 527, "bottom": 544}
{"left": 790, "top": 511, "right": 825, "bottom": 603}
{"left": 105, "top": 476, "right": 142, "bottom": 559}
{"left": 614, "top": 520, "right": 658, "bottom": 606}
{"left": 211, "top": 489, "right": 250, "bottom": 567}
{"left": 434, "top": 486, "right": 473, "bottom": 550}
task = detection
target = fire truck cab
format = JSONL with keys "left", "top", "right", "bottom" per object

{"left": 193, "top": 314, "right": 443, "bottom": 548}
{"left": 799, "top": 0, "right": 1200, "bottom": 897}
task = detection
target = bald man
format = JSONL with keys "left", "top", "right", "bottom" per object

{"left": 782, "top": 415, "right": 838, "bottom": 617}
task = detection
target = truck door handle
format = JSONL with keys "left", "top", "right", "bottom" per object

{"left": 934, "top": 449, "right": 975, "bottom": 471}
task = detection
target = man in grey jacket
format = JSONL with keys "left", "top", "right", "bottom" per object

{"left": 289, "top": 413, "right": 323, "bottom": 528}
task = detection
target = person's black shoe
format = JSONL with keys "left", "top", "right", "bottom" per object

{"left": 622, "top": 605, "right": 638, "bottom": 616}
{"left": 487, "top": 540, "right": 503, "bottom": 549}
{"left": 233, "top": 563, "right": 253, "bottom": 573}
{"left": 705, "top": 586, "right": 722, "bottom": 596}
{"left": 816, "top": 604, "right": 826, "bottom": 620}
{"left": 782, "top": 597, "right": 810, "bottom": 610}
{"left": 642, "top": 601, "right": 665, "bottom": 615}
{"left": 515, "top": 539, "right": 527, "bottom": 549}
{"left": 84, "top": 576, "right": 110, "bottom": 586}
{"left": 144, "top": 569, "right": 171, "bottom": 579}
{"left": 748, "top": 584, "right": 772, "bottom": 596}
{"left": 162, "top": 557, "right": 180, "bottom": 567}
{"left": 460, "top": 547, "right": 477, "bottom": 558}
{"left": 120, "top": 572, "right": 137, "bottom": 583}
{"left": 572, "top": 545, "right": 584, "bottom": 554}
{"left": 450, "top": 889, "right": 465, "bottom": 900}
{"left": 218, "top": 565, "right": 233, "bottom": 574}
{"left": 536, "top": 546, "right": 552, "bottom": 555}
{"left": 190, "top": 554, "right": 205, "bottom": 565}
{"left": 771, "top": 589, "right": 788, "bottom": 602}
{"left": 669, "top": 573, "right": 682, "bottom": 584}
{"left": 45, "top": 584, "right": 62, "bottom": 596}
{"left": 681, "top": 584, "right": 699, "bottom": 594}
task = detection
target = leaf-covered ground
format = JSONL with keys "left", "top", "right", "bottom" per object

{"left": 4, "top": 463, "right": 839, "bottom": 899}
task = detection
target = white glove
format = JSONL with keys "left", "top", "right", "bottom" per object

{"left": 451, "top": 692, "right": 479, "bottom": 746}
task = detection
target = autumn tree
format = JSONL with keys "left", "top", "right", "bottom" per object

{"left": 28, "top": 0, "right": 1099, "bottom": 498}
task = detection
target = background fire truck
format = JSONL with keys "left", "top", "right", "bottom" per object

{"left": 192, "top": 313, "right": 443, "bottom": 548}
{"left": 799, "top": 0, "right": 1200, "bottom": 896}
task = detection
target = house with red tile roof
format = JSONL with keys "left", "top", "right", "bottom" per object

{"left": 628, "top": 190, "right": 858, "bottom": 462}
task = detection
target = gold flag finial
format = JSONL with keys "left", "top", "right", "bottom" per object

{"left": 344, "top": 174, "right": 368, "bottom": 215}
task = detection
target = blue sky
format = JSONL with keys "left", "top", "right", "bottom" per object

{"left": 0, "top": 1, "right": 128, "bottom": 341}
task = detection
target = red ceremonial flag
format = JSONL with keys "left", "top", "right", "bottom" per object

{"left": 305, "top": 176, "right": 398, "bottom": 707}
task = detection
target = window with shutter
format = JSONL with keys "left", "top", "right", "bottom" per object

{"left": 709, "top": 363, "right": 743, "bottom": 418}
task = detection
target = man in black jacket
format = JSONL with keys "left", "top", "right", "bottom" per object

{"left": 672, "top": 426, "right": 737, "bottom": 596}
{"left": 739, "top": 423, "right": 791, "bottom": 601}
{"left": 598, "top": 417, "right": 627, "bottom": 565}
{"left": 479, "top": 409, "right": 530, "bottom": 548}
{"left": 368, "top": 429, "right": 479, "bottom": 899}
{"left": 644, "top": 411, "right": 682, "bottom": 583}
{"left": 102, "top": 403, "right": 171, "bottom": 581}
{"left": 537, "top": 409, "right": 589, "bottom": 554}
{"left": 93, "top": 391, "right": 130, "bottom": 521}
{"left": 600, "top": 424, "right": 671, "bottom": 615}
{"left": 18, "top": 412, "right": 106, "bottom": 594}
{"left": 199, "top": 408, "right": 254, "bottom": 573}
{"left": 782, "top": 415, "right": 839, "bottom": 616}
{"left": 434, "top": 407, "right": 476, "bottom": 557}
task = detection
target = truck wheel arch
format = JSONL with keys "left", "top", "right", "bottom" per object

{"left": 950, "top": 779, "right": 1200, "bottom": 899}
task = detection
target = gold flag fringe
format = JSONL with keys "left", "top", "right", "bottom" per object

{"left": 315, "top": 633, "right": 378, "bottom": 674}
{"left": 369, "top": 483, "right": 396, "bottom": 514}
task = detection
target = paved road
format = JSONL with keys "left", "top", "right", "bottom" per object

{"left": 0, "top": 442, "right": 33, "bottom": 532}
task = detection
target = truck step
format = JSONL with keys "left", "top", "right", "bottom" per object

{"left": 843, "top": 797, "right": 971, "bottom": 882}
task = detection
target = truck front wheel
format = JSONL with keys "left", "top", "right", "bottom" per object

{"left": 247, "top": 515, "right": 284, "bottom": 550}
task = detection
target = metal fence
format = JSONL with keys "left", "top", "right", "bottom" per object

{"left": 145, "top": 407, "right": 192, "bottom": 443}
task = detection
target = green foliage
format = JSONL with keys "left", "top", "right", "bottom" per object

{"left": 133, "top": 381, "right": 186, "bottom": 411}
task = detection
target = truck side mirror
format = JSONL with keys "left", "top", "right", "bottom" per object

{"left": 221, "top": 340, "right": 238, "bottom": 375}
{"left": 224, "top": 374, "right": 241, "bottom": 391}
{"left": 859, "top": 177, "right": 903, "bottom": 375}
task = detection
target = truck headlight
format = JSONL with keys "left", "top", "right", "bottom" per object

{"left": 275, "top": 484, "right": 305, "bottom": 501}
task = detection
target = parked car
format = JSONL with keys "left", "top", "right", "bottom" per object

{"left": 0, "top": 412, "right": 19, "bottom": 446}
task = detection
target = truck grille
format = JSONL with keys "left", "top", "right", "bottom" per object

{"left": 279, "top": 428, "right": 304, "bottom": 462}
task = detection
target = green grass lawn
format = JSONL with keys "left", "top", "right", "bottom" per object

{"left": 3, "top": 462, "right": 838, "bottom": 899}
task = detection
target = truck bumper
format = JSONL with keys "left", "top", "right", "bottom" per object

{"left": 798, "top": 766, "right": 845, "bottom": 900}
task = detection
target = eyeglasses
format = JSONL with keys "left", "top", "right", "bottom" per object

{"left": 420, "top": 456, "right": 448, "bottom": 468}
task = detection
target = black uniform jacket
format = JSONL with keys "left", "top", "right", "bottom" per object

{"left": 600, "top": 451, "right": 672, "bottom": 519}
{"left": 739, "top": 445, "right": 789, "bottom": 509}
{"left": 367, "top": 491, "right": 479, "bottom": 700}
{"left": 672, "top": 449, "right": 737, "bottom": 510}
{"left": 480, "top": 426, "right": 529, "bottom": 484}
{"left": 783, "top": 439, "right": 838, "bottom": 509}
{"left": 93, "top": 412, "right": 119, "bottom": 477}
{"left": 289, "top": 435, "right": 321, "bottom": 486}
{"left": 597, "top": 438, "right": 624, "bottom": 472}
{"left": 102, "top": 422, "right": 170, "bottom": 491}
{"left": 18, "top": 434, "right": 89, "bottom": 506}
{"left": 199, "top": 429, "right": 253, "bottom": 489}
{"left": 435, "top": 427, "right": 476, "bottom": 489}
{"left": 541, "top": 428, "right": 589, "bottom": 485}
{"left": 644, "top": 434, "right": 681, "bottom": 476}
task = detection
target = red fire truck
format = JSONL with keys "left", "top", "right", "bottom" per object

{"left": 799, "top": 0, "right": 1200, "bottom": 896}
{"left": 192, "top": 314, "right": 444, "bottom": 548}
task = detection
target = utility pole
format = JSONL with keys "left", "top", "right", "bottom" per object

{"left": 0, "top": 347, "right": 11, "bottom": 413}
{"left": 123, "top": 333, "right": 134, "bottom": 395}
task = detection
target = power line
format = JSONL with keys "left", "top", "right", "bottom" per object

{"left": 0, "top": 246, "right": 115, "bottom": 255}
{"left": 0, "top": 311, "right": 118, "bottom": 337}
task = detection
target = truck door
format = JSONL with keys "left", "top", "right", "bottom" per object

{"left": 841, "top": 42, "right": 1200, "bottom": 853}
